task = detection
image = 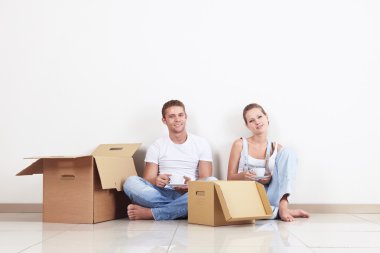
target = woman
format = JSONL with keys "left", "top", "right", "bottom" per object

{"left": 227, "top": 103, "right": 309, "bottom": 222}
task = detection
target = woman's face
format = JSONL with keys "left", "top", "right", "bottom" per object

{"left": 245, "top": 108, "right": 269, "bottom": 135}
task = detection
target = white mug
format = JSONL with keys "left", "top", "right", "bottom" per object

{"left": 169, "top": 175, "right": 185, "bottom": 185}
{"left": 252, "top": 167, "right": 265, "bottom": 177}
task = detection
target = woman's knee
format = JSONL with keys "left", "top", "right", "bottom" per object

{"left": 278, "top": 147, "right": 297, "bottom": 160}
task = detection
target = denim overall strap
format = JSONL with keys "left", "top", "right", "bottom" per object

{"left": 265, "top": 140, "right": 272, "bottom": 175}
{"left": 242, "top": 137, "right": 249, "bottom": 171}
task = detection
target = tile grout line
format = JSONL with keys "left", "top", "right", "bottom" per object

{"left": 17, "top": 224, "right": 80, "bottom": 253}
{"left": 350, "top": 213, "right": 380, "bottom": 226}
{"left": 280, "top": 220, "right": 313, "bottom": 249}
{"left": 166, "top": 221, "right": 180, "bottom": 253}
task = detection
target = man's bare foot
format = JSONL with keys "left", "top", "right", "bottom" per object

{"left": 127, "top": 204, "right": 154, "bottom": 220}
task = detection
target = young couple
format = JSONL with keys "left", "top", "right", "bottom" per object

{"left": 123, "top": 100, "right": 309, "bottom": 222}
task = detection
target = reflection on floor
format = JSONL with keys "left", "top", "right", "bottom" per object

{"left": 1, "top": 213, "right": 380, "bottom": 252}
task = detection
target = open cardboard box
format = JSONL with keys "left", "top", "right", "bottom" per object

{"left": 188, "top": 181, "right": 272, "bottom": 226}
{"left": 17, "top": 144, "right": 140, "bottom": 224}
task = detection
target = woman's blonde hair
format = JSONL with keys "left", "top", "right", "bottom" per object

{"left": 243, "top": 103, "right": 267, "bottom": 124}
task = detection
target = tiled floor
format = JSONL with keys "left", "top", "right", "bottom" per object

{"left": 1, "top": 213, "right": 380, "bottom": 253}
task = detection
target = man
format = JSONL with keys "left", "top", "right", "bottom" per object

{"left": 123, "top": 100, "right": 216, "bottom": 220}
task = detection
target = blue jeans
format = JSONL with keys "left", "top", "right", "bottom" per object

{"left": 123, "top": 175, "right": 217, "bottom": 220}
{"left": 266, "top": 147, "right": 298, "bottom": 208}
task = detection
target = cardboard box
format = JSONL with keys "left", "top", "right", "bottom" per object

{"left": 188, "top": 181, "right": 272, "bottom": 226}
{"left": 17, "top": 144, "right": 140, "bottom": 224}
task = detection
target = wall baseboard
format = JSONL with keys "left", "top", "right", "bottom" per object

{"left": 289, "top": 204, "right": 380, "bottom": 214}
{"left": 0, "top": 203, "right": 379, "bottom": 214}
{"left": 0, "top": 204, "right": 42, "bottom": 213}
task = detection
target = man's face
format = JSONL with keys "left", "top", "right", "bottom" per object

{"left": 162, "top": 106, "right": 187, "bottom": 134}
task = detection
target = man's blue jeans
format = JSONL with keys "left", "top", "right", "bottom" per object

{"left": 123, "top": 176, "right": 217, "bottom": 220}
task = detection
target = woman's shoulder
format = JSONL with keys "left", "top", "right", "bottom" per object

{"left": 232, "top": 138, "right": 244, "bottom": 149}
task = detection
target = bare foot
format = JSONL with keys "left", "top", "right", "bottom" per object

{"left": 279, "top": 196, "right": 310, "bottom": 222}
{"left": 279, "top": 207, "right": 295, "bottom": 222}
{"left": 127, "top": 204, "right": 154, "bottom": 220}
{"left": 279, "top": 208, "right": 310, "bottom": 222}
{"left": 289, "top": 209, "right": 310, "bottom": 219}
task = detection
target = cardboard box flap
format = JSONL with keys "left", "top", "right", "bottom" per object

{"left": 94, "top": 156, "right": 137, "bottom": 191}
{"left": 214, "top": 181, "right": 270, "bottom": 221}
{"left": 17, "top": 159, "right": 43, "bottom": 176}
{"left": 256, "top": 183, "right": 273, "bottom": 218}
{"left": 91, "top": 144, "right": 141, "bottom": 157}
{"left": 25, "top": 156, "right": 83, "bottom": 159}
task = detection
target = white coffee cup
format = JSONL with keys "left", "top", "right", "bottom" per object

{"left": 253, "top": 167, "right": 265, "bottom": 177}
{"left": 169, "top": 175, "right": 185, "bottom": 185}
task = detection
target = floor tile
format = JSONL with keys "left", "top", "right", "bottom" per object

{"left": 0, "top": 230, "right": 58, "bottom": 253}
{"left": 281, "top": 213, "right": 380, "bottom": 232}
{"left": 72, "top": 218, "right": 179, "bottom": 231}
{"left": 168, "top": 245, "right": 314, "bottom": 253}
{"left": 312, "top": 248, "right": 380, "bottom": 253}
{"left": 173, "top": 225, "right": 304, "bottom": 247}
{"left": 24, "top": 230, "right": 173, "bottom": 253}
{"left": 0, "top": 213, "right": 79, "bottom": 232}
{"left": 291, "top": 231, "right": 380, "bottom": 247}
{"left": 3, "top": 213, "right": 380, "bottom": 253}
{"left": 353, "top": 214, "right": 380, "bottom": 224}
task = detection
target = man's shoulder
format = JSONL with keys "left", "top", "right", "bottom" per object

{"left": 188, "top": 133, "right": 210, "bottom": 146}
{"left": 150, "top": 135, "right": 170, "bottom": 147}
{"left": 188, "top": 133, "right": 207, "bottom": 141}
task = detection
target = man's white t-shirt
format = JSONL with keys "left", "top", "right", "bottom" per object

{"left": 144, "top": 133, "right": 213, "bottom": 181}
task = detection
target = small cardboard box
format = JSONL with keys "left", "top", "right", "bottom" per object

{"left": 188, "top": 181, "right": 272, "bottom": 226}
{"left": 17, "top": 144, "right": 140, "bottom": 224}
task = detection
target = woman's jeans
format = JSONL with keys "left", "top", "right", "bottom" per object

{"left": 266, "top": 147, "right": 298, "bottom": 210}
{"left": 123, "top": 176, "right": 217, "bottom": 220}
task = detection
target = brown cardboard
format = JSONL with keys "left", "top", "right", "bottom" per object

{"left": 188, "top": 181, "right": 272, "bottom": 226}
{"left": 17, "top": 144, "right": 140, "bottom": 224}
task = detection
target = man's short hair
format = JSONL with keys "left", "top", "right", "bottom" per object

{"left": 162, "top": 100, "right": 186, "bottom": 118}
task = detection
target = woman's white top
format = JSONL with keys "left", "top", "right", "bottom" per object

{"left": 238, "top": 137, "right": 278, "bottom": 174}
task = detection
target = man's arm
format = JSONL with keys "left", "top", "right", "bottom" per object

{"left": 143, "top": 162, "right": 170, "bottom": 188}
{"left": 143, "top": 162, "right": 158, "bottom": 185}
{"left": 198, "top": 160, "right": 213, "bottom": 179}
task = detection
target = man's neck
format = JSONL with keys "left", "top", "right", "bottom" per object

{"left": 169, "top": 131, "right": 188, "bottom": 144}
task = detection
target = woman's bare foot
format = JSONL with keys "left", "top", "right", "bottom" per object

{"left": 279, "top": 207, "right": 310, "bottom": 222}
{"left": 279, "top": 206, "right": 295, "bottom": 222}
{"left": 289, "top": 209, "right": 310, "bottom": 218}
{"left": 279, "top": 196, "right": 310, "bottom": 222}
{"left": 127, "top": 204, "right": 154, "bottom": 220}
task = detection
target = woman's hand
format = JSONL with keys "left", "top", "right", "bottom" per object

{"left": 156, "top": 174, "right": 170, "bottom": 188}
{"left": 240, "top": 171, "right": 272, "bottom": 184}
{"left": 257, "top": 175, "right": 272, "bottom": 185}
{"left": 241, "top": 171, "right": 256, "bottom": 181}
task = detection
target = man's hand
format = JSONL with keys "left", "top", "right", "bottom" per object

{"left": 156, "top": 174, "right": 170, "bottom": 188}
{"left": 173, "top": 176, "right": 191, "bottom": 193}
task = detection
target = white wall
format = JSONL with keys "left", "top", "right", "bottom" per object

{"left": 1, "top": 0, "right": 379, "bottom": 204}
